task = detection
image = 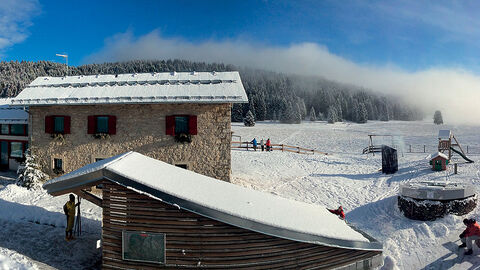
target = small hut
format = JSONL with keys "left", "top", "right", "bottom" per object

{"left": 43, "top": 152, "right": 382, "bottom": 269}
{"left": 429, "top": 152, "right": 449, "bottom": 171}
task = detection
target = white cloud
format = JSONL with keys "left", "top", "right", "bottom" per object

{"left": 0, "top": 0, "right": 40, "bottom": 52}
{"left": 85, "top": 30, "right": 480, "bottom": 124}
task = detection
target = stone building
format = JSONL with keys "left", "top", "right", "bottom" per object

{"left": 11, "top": 72, "right": 248, "bottom": 181}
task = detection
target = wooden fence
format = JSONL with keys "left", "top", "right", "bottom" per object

{"left": 405, "top": 144, "right": 480, "bottom": 154}
{"left": 231, "top": 141, "right": 327, "bottom": 155}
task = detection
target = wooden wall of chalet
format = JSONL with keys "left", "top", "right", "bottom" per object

{"left": 102, "top": 182, "right": 381, "bottom": 269}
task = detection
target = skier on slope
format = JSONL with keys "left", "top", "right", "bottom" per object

{"left": 459, "top": 218, "right": 480, "bottom": 255}
{"left": 63, "top": 194, "right": 80, "bottom": 241}
{"left": 328, "top": 206, "right": 345, "bottom": 220}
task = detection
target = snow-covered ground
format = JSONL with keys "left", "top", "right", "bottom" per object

{"left": 231, "top": 120, "right": 480, "bottom": 270}
{"left": 0, "top": 120, "right": 479, "bottom": 269}
{"left": 0, "top": 172, "right": 102, "bottom": 270}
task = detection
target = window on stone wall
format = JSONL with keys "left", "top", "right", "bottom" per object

{"left": 174, "top": 116, "right": 189, "bottom": 134}
{"left": 96, "top": 116, "right": 109, "bottom": 133}
{"left": 53, "top": 117, "right": 65, "bottom": 134}
{"left": 175, "top": 163, "right": 188, "bottom": 169}
{"left": 53, "top": 158, "right": 63, "bottom": 174}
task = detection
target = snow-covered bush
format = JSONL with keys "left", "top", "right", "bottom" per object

{"left": 16, "top": 152, "right": 49, "bottom": 190}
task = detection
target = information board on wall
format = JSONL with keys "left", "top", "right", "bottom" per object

{"left": 122, "top": 230, "right": 165, "bottom": 264}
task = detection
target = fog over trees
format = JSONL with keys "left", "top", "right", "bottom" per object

{"left": 0, "top": 59, "right": 424, "bottom": 123}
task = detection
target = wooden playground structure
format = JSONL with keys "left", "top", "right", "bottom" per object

{"left": 231, "top": 141, "right": 328, "bottom": 155}
{"left": 363, "top": 134, "right": 396, "bottom": 155}
{"left": 437, "top": 130, "right": 474, "bottom": 163}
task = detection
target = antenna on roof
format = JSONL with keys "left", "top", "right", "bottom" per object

{"left": 55, "top": 53, "right": 68, "bottom": 76}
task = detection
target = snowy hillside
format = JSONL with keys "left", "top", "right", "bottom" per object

{"left": 0, "top": 120, "right": 479, "bottom": 269}
{"left": 231, "top": 120, "right": 480, "bottom": 270}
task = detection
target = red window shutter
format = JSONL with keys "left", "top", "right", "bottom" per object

{"left": 108, "top": 115, "right": 116, "bottom": 135}
{"left": 45, "top": 116, "right": 53, "bottom": 134}
{"left": 165, "top": 116, "right": 175, "bottom": 135}
{"left": 188, "top": 115, "right": 197, "bottom": 135}
{"left": 87, "top": 116, "right": 95, "bottom": 134}
{"left": 64, "top": 116, "right": 71, "bottom": 134}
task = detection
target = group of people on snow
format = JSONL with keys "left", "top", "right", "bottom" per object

{"left": 250, "top": 138, "right": 272, "bottom": 152}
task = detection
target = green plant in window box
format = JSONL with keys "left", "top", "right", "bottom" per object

{"left": 93, "top": 133, "right": 110, "bottom": 139}
{"left": 51, "top": 133, "right": 65, "bottom": 143}
{"left": 53, "top": 168, "right": 64, "bottom": 175}
{"left": 175, "top": 133, "right": 192, "bottom": 143}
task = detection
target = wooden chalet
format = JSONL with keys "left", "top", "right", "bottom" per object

{"left": 43, "top": 152, "right": 383, "bottom": 269}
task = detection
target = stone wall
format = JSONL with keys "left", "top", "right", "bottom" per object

{"left": 30, "top": 103, "right": 232, "bottom": 181}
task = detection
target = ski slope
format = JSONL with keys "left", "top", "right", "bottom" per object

{"left": 0, "top": 120, "right": 479, "bottom": 269}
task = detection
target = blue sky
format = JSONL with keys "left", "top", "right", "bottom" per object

{"left": 2, "top": 0, "right": 480, "bottom": 123}
{"left": 2, "top": 0, "right": 480, "bottom": 71}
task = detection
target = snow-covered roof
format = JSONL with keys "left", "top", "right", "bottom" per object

{"left": 0, "top": 99, "right": 28, "bottom": 124}
{"left": 43, "top": 152, "right": 382, "bottom": 251}
{"left": 438, "top": 130, "right": 451, "bottom": 140}
{"left": 428, "top": 152, "right": 448, "bottom": 160}
{"left": 11, "top": 72, "right": 248, "bottom": 106}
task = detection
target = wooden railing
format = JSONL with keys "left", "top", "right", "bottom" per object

{"left": 231, "top": 141, "right": 327, "bottom": 155}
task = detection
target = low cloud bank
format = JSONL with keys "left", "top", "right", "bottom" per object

{"left": 85, "top": 30, "right": 480, "bottom": 124}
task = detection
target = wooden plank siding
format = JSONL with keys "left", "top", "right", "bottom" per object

{"left": 102, "top": 182, "right": 381, "bottom": 269}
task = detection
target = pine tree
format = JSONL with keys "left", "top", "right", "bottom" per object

{"left": 327, "top": 107, "right": 337, "bottom": 124}
{"left": 309, "top": 106, "right": 316, "bottom": 121}
{"left": 16, "top": 152, "right": 49, "bottom": 190}
{"left": 357, "top": 103, "right": 368, "bottom": 123}
{"left": 231, "top": 103, "right": 243, "bottom": 122}
{"left": 243, "top": 110, "right": 255, "bottom": 127}
{"left": 433, "top": 110, "right": 443, "bottom": 125}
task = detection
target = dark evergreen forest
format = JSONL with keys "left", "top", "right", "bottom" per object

{"left": 0, "top": 59, "right": 423, "bottom": 123}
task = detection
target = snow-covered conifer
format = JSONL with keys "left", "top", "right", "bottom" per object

{"left": 357, "top": 103, "right": 368, "bottom": 124}
{"left": 16, "top": 152, "right": 49, "bottom": 190}
{"left": 309, "top": 106, "right": 316, "bottom": 121}
{"left": 243, "top": 110, "right": 255, "bottom": 126}
{"left": 327, "top": 107, "right": 337, "bottom": 124}
{"left": 433, "top": 110, "right": 443, "bottom": 125}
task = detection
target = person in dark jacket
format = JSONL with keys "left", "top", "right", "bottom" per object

{"left": 459, "top": 218, "right": 480, "bottom": 255}
{"left": 251, "top": 138, "right": 258, "bottom": 151}
{"left": 328, "top": 206, "right": 345, "bottom": 220}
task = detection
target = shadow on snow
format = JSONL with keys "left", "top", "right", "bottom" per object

{"left": 0, "top": 198, "right": 102, "bottom": 270}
